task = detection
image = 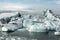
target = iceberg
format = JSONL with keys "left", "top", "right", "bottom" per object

{"left": 23, "top": 15, "right": 31, "bottom": 19}
{"left": 2, "top": 26, "right": 8, "bottom": 32}
{"left": 31, "top": 15, "right": 39, "bottom": 21}
{"left": 26, "top": 9, "right": 60, "bottom": 32}
{"left": 54, "top": 32, "right": 60, "bottom": 35}
{"left": 43, "top": 9, "right": 56, "bottom": 20}
{"left": 0, "top": 17, "right": 11, "bottom": 24}
{"left": 43, "top": 9, "right": 60, "bottom": 31}
{"left": 1, "top": 9, "right": 60, "bottom": 33}
{"left": 23, "top": 19, "right": 33, "bottom": 28}
{"left": 0, "top": 12, "right": 17, "bottom": 19}
{"left": 0, "top": 12, "right": 22, "bottom": 24}
{"left": 2, "top": 18, "right": 23, "bottom": 31}
{"left": 27, "top": 23, "right": 48, "bottom": 32}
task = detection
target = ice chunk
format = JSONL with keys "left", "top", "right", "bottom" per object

{"left": 55, "top": 23, "right": 60, "bottom": 32}
{"left": 11, "top": 38, "right": 16, "bottom": 40}
{"left": 31, "top": 16, "right": 39, "bottom": 21}
{"left": 1, "top": 9, "right": 60, "bottom": 33}
{"left": 0, "top": 17, "right": 11, "bottom": 24}
{"left": 0, "top": 12, "right": 22, "bottom": 24}
{"left": 44, "top": 9, "right": 56, "bottom": 20}
{"left": 2, "top": 18, "right": 23, "bottom": 31}
{"left": 43, "top": 9, "right": 60, "bottom": 31}
{"left": 27, "top": 23, "right": 48, "bottom": 32}
{"left": 10, "top": 17, "right": 16, "bottom": 21}
{"left": 44, "top": 21, "right": 57, "bottom": 30}
{"left": 54, "top": 32, "right": 60, "bottom": 35}
{"left": 23, "top": 19, "right": 33, "bottom": 28}
{"left": 23, "top": 15, "right": 31, "bottom": 19}
{"left": 2, "top": 27, "right": 8, "bottom": 31}
{"left": 23, "top": 9, "right": 60, "bottom": 32}
{"left": 0, "top": 12, "right": 18, "bottom": 19}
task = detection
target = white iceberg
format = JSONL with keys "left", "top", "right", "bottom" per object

{"left": 23, "top": 19, "right": 33, "bottom": 28}
{"left": 44, "top": 9, "right": 56, "bottom": 20}
{"left": 26, "top": 9, "right": 60, "bottom": 32}
{"left": 0, "top": 12, "right": 17, "bottom": 19}
{"left": 27, "top": 23, "right": 48, "bottom": 32}
{"left": 43, "top": 9, "right": 60, "bottom": 31}
{"left": 0, "top": 12, "right": 22, "bottom": 24}
{"left": 2, "top": 27, "right": 8, "bottom": 31}
{"left": 1, "top": 9, "right": 60, "bottom": 33}
{"left": 54, "top": 32, "right": 60, "bottom": 35}
{"left": 2, "top": 18, "right": 23, "bottom": 31}
{"left": 31, "top": 15, "right": 39, "bottom": 21}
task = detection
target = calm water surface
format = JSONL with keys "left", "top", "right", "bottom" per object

{"left": 0, "top": 30, "right": 60, "bottom": 40}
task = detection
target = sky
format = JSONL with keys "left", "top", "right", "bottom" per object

{"left": 0, "top": 0, "right": 60, "bottom": 14}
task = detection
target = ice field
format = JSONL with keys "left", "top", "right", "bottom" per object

{"left": 0, "top": 9, "right": 60, "bottom": 32}
{"left": 0, "top": 9, "right": 60, "bottom": 40}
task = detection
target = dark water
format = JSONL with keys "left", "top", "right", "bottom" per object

{"left": 0, "top": 30, "right": 60, "bottom": 40}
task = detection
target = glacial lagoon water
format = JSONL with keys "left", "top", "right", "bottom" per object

{"left": 0, "top": 30, "right": 60, "bottom": 40}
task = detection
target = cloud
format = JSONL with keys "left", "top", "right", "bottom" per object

{"left": 55, "top": 1, "right": 60, "bottom": 4}
{"left": 46, "top": 0, "right": 60, "bottom": 5}
{"left": 51, "top": 0, "right": 60, "bottom": 4}
{"left": 0, "top": 2, "right": 50, "bottom": 11}
{"left": 0, "top": 3, "right": 31, "bottom": 10}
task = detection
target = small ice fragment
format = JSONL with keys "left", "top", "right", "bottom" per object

{"left": 54, "top": 32, "right": 60, "bottom": 35}
{"left": 2, "top": 27, "right": 8, "bottom": 31}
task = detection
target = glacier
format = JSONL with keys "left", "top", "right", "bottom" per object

{"left": 1, "top": 9, "right": 60, "bottom": 32}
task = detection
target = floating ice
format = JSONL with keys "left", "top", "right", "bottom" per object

{"left": 54, "top": 32, "right": 60, "bottom": 35}
{"left": 26, "top": 9, "right": 60, "bottom": 32}
{"left": 2, "top": 18, "right": 23, "bottom": 31}
{"left": 23, "top": 19, "right": 33, "bottom": 28}
{"left": 27, "top": 23, "right": 48, "bottom": 32}
{"left": 31, "top": 15, "right": 39, "bottom": 21}
{"left": 2, "top": 27, "right": 8, "bottom": 31}
{"left": 44, "top": 9, "right": 56, "bottom": 20}
{"left": 1, "top": 9, "right": 60, "bottom": 32}
{"left": 0, "top": 12, "right": 22, "bottom": 24}
{"left": 43, "top": 9, "right": 60, "bottom": 31}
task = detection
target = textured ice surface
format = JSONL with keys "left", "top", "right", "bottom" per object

{"left": 0, "top": 12, "right": 18, "bottom": 19}
{"left": 23, "top": 19, "right": 33, "bottom": 28}
{"left": 26, "top": 9, "right": 60, "bottom": 32}
{"left": 2, "top": 18, "right": 23, "bottom": 31}
{"left": 43, "top": 9, "right": 60, "bottom": 31}
{"left": 27, "top": 23, "right": 48, "bottom": 32}
{"left": 1, "top": 9, "right": 60, "bottom": 32}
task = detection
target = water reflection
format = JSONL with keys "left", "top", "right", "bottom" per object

{"left": 10, "top": 31, "right": 49, "bottom": 40}
{"left": 0, "top": 30, "right": 49, "bottom": 40}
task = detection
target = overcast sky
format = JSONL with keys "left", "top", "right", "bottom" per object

{"left": 0, "top": 0, "right": 60, "bottom": 14}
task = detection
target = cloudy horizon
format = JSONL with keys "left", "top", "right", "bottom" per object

{"left": 0, "top": 0, "right": 60, "bottom": 14}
